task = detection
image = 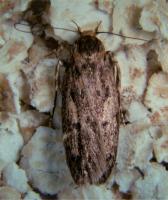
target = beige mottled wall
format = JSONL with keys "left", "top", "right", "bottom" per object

{"left": 0, "top": 0, "right": 168, "bottom": 199}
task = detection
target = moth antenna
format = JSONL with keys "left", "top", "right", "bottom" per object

{"left": 14, "top": 21, "right": 77, "bottom": 33}
{"left": 95, "top": 21, "right": 102, "bottom": 33}
{"left": 14, "top": 22, "right": 32, "bottom": 33}
{"left": 14, "top": 21, "right": 152, "bottom": 42}
{"left": 71, "top": 20, "right": 81, "bottom": 34}
{"left": 52, "top": 25, "right": 77, "bottom": 33}
{"left": 97, "top": 31, "right": 151, "bottom": 42}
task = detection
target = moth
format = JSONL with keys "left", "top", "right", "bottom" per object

{"left": 60, "top": 22, "right": 147, "bottom": 185}
{"left": 62, "top": 22, "right": 120, "bottom": 185}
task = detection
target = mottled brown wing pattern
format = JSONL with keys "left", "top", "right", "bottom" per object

{"left": 62, "top": 51, "right": 120, "bottom": 185}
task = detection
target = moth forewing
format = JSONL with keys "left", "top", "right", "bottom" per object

{"left": 62, "top": 30, "right": 120, "bottom": 185}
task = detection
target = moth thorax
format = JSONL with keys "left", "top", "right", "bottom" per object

{"left": 75, "top": 35, "right": 105, "bottom": 55}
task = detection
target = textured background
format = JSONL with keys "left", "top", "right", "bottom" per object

{"left": 0, "top": 0, "right": 168, "bottom": 199}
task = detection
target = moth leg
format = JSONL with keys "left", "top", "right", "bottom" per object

{"left": 107, "top": 52, "right": 129, "bottom": 125}
{"left": 104, "top": 51, "right": 120, "bottom": 86}
{"left": 114, "top": 63, "right": 127, "bottom": 125}
{"left": 120, "top": 109, "right": 130, "bottom": 125}
{"left": 49, "top": 60, "right": 60, "bottom": 127}
{"left": 113, "top": 60, "right": 120, "bottom": 87}
{"left": 112, "top": 55, "right": 130, "bottom": 125}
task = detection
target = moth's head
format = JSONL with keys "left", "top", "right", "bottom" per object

{"left": 75, "top": 34, "right": 105, "bottom": 55}
{"left": 73, "top": 21, "right": 105, "bottom": 55}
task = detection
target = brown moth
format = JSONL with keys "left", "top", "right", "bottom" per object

{"left": 62, "top": 23, "right": 120, "bottom": 185}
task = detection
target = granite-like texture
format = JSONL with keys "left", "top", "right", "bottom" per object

{"left": 0, "top": 0, "right": 168, "bottom": 199}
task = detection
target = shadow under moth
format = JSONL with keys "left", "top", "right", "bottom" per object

{"left": 14, "top": 0, "right": 149, "bottom": 185}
